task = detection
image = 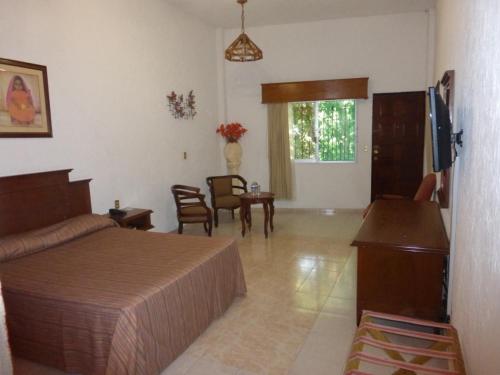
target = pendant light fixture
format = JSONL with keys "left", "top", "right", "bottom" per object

{"left": 225, "top": 0, "right": 263, "bottom": 62}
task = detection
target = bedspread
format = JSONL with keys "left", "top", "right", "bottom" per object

{"left": 0, "top": 218, "right": 246, "bottom": 375}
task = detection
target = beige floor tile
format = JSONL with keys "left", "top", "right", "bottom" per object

{"left": 290, "top": 291, "right": 329, "bottom": 312}
{"left": 296, "top": 278, "right": 335, "bottom": 296}
{"left": 186, "top": 357, "right": 239, "bottom": 375}
{"left": 310, "top": 313, "right": 357, "bottom": 340}
{"left": 161, "top": 353, "right": 198, "bottom": 375}
{"left": 321, "top": 296, "right": 356, "bottom": 317}
{"left": 289, "top": 353, "right": 345, "bottom": 375}
{"left": 329, "top": 282, "right": 356, "bottom": 299}
{"left": 294, "top": 331, "right": 351, "bottom": 368}
{"left": 306, "top": 268, "right": 341, "bottom": 284}
{"left": 314, "top": 259, "right": 346, "bottom": 272}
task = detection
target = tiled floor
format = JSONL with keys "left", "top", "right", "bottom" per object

{"left": 168, "top": 209, "right": 361, "bottom": 375}
{"left": 13, "top": 209, "right": 362, "bottom": 375}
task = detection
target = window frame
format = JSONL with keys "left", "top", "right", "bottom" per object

{"left": 289, "top": 99, "right": 358, "bottom": 164}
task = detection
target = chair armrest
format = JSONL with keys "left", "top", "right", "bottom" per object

{"left": 180, "top": 201, "right": 209, "bottom": 211}
{"left": 180, "top": 192, "right": 205, "bottom": 199}
{"left": 172, "top": 184, "right": 200, "bottom": 193}
{"left": 179, "top": 193, "right": 208, "bottom": 207}
{"left": 231, "top": 175, "right": 248, "bottom": 192}
{"left": 181, "top": 202, "right": 208, "bottom": 208}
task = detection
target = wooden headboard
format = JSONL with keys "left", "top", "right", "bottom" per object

{"left": 0, "top": 169, "right": 92, "bottom": 237}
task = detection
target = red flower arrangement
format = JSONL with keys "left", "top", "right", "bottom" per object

{"left": 216, "top": 123, "right": 248, "bottom": 143}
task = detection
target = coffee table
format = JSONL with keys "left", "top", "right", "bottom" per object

{"left": 239, "top": 192, "right": 275, "bottom": 238}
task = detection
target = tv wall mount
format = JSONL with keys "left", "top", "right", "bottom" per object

{"left": 452, "top": 130, "right": 463, "bottom": 148}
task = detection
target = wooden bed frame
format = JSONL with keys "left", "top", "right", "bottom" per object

{"left": 0, "top": 169, "right": 91, "bottom": 237}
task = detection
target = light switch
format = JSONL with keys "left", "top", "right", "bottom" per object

{"left": 183, "top": 152, "right": 187, "bottom": 160}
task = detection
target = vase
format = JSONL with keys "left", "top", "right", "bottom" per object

{"left": 224, "top": 141, "right": 242, "bottom": 175}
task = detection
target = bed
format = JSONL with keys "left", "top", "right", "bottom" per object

{"left": 0, "top": 169, "right": 246, "bottom": 375}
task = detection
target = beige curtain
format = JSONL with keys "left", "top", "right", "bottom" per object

{"left": 267, "top": 103, "right": 293, "bottom": 199}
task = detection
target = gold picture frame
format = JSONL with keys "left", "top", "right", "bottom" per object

{"left": 0, "top": 58, "right": 52, "bottom": 137}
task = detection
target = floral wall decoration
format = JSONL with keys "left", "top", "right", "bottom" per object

{"left": 166, "top": 90, "right": 196, "bottom": 119}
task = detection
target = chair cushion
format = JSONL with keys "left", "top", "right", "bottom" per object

{"left": 180, "top": 206, "right": 208, "bottom": 216}
{"left": 215, "top": 195, "right": 241, "bottom": 209}
{"left": 212, "top": 177, "right": 233, "bottom": 197}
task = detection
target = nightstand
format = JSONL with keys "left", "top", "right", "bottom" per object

{"left": 109, "top": 208, "right": 154, "bottom": 231}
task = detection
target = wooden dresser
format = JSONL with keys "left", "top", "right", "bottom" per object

{"left": 351, "top": 200, "right": 449, "bottom": 324}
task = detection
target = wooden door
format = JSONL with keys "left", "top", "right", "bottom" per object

{"left": 371, "top": 91, "right": 426, "bottom": 202}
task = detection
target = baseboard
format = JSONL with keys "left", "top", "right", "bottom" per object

{"left": 249, "top": 207, "right": 364, "bottom": 214}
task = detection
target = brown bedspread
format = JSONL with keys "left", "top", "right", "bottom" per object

{"left": 0, "top": 217, "right": 246, "bottom": 375}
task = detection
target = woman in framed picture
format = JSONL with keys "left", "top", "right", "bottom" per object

{"left": 6, "top": 75, "right": 36, "bottom": 125}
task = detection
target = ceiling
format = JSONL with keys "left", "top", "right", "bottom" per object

{"left": 166, "top": 0, "right": 437, "bottom": 29}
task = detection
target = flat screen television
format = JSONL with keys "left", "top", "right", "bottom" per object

{"left": 428, "top": 86, "right": 453, "bottom": 172}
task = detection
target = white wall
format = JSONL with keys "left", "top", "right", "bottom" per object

{"left": 0, "top": 282, "right": 12, "bottom": 375}
{"left": 435, "top": 0, "right": 500, "bottom": 373}
{"left": 222, "top": 12, "right": 432, "bottom": 209}
{"left": 0, "top": 0, "right": 221, "bottom": 232}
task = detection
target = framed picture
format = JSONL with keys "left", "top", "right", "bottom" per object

{"left": 0, "top": 58, "right": 52, "bottom": 137}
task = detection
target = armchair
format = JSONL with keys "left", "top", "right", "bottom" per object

{"left": 363, "top": 173, "right": 437, "bottom": 218}
{"left": 171, "top": 185, "right": 212, "bottom": 236}
{"left": 206, "top": 175, "right": 247, "bottom": 227}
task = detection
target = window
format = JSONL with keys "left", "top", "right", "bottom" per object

{"left": 289, "top": 99, "right": 357, "bottom": 162}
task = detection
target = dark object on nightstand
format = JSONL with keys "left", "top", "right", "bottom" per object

{"left": 109, "top": 208, "right": 127, "bottom": 217}
{"left": 171, "top": 185, "right": 212, "bottom": 236}
{"left": 109, "top": 208, "right": 154, "bottom": 231}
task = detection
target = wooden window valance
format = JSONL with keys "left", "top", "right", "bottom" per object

{"left": 261, "top": 77, "right": 369, "bottom": 104}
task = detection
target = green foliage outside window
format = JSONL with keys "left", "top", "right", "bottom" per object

{"left": 289, "top": 100, "right": 356, "bottom": 162}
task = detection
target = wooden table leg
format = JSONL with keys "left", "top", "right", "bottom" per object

{"left": 240, "top": 201, "right": 246, "bottom": 237}
{"left": 270, "top": 199, "right": 274, "bottom": 232}
{"left": 246, "top": 204, "right": 252, "bottom": 230}
{"left": 263, "top": 202, "right": 269, "bottom": 238}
